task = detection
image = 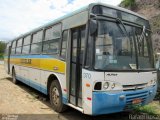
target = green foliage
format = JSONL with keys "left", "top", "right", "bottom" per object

{"left": 0, "top": 41, "right": 6, "bottom": 53}
{"left": 121, "top": 0, "right": 136, "bottom": 10}
{"left": 155, "top": 90, "right": 160, "bottom": 101}
{"left": 133, "top": 105, "right": 158, "bottom": 116}
{"left": 0, "top": 41, "right": 6, "bottom": 59}
{"left": 0, "top": 53, "right": 4, "bottom": 60}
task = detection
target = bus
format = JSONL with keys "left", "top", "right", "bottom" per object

{"left": 155, "top": 53, "right": 160, "bottom": 90}
{"left": 4, "top": 3, "right": 157, "bottom": 115}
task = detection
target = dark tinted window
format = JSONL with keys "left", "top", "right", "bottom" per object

{"left": 121, "top": 12, "right": 150, "bottom": 28}
{"left": 92, "top": 5, "right": 117, "bottom": 17}
{"left": 92, "top": 5, "right": 150, "bottom": 29}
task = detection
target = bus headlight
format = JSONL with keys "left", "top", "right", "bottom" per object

{"left": 111, "top": 83, "right": 116, "bottom": 89}
{"left": 102, "top": 81, "right": 123, "bottom": 91}
{"left": 94, "top": 81, "right": 123, "bottom": 91}
{"left": 147, "top": 79, "right": 157, "bottom": 86}
{"left": 103, "top": 82, "right": 109, "bottom": 89}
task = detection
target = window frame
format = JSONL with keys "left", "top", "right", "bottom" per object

{"left": 15, "top": 38, "right": 23, "bottom": 55}
{"left": 30, "top": 29, "right": 44, "bottom": 55}
{"left": 60, "top": 30, "right": 68, "bottom": 60}
{"left": 22, "top": 34, "right": 32, "bottom": 55}
{"left": 11, "top": 40, "right": 17, "bottom": 55}
{"left": 42, "top": 23, "right": 62, "bottom": 55}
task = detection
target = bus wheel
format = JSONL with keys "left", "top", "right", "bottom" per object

{"left": 49, "top": 80, "right": 67, "bottom": 112}
{"left": 12, "top": 68, "right": 18, "bottom": 84}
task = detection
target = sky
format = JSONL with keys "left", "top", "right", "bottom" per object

{"left": 0, "top": 0, "right": 122, "bottom": 41}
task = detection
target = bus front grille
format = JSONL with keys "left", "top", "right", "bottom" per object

{"left": 124, "top": 91, "right": 149, "bottom": 110}
{"left": 123, "top": 83, "right": 147, "bottom": 91}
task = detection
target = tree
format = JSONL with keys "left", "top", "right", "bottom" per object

{"left": 0, "top": 41, "right": 6, "bottom": 53}
{"left": 0, "top": 41, "right": 6, "bottom": 59}
{"left": 120, "top": 0, "right": 136, "bottom": 10}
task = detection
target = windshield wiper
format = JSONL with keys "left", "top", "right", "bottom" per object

{"left": 135, "top": 26, "right": 146, "bottom": 56}
{"left": 116, "top": 18, "right": 133, "bottom": 58}
{"left": 116, "top": 18, "right": 129, "bottom": 37}
{"left": 139, "top": 26, "right": 146, "bottom": 42}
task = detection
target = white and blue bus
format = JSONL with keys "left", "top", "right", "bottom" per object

{"left": 4, "top": 3, "right": 157, "bottom": 115}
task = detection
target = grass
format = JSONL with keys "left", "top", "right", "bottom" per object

{"left": 133, "top": 101, "right": 160, "bottom": 116}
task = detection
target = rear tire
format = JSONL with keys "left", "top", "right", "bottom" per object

{"left": 49, "top": 80, "right": 67, "bottom": 112}
{"left": 12, "top": 68, "right": 18, "bottom": 84}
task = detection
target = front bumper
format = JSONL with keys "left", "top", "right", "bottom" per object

{"left": 92, "top": 85, "right": 157, "bottom": 115}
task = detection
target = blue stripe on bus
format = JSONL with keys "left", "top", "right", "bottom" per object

{"left": 4, "top": 54, "right": 59, "bottom": 59}
{"left": 16, "top": 75, "right": 48, "bottom": 94}
{"left": 16, "top": 75, "right": 68, "bottom": 104}
{"left": 8, "top": 54, "right": 57, "bottom": 59}
{"left": 92, "top": 85, "right": 157, "bottom": 115}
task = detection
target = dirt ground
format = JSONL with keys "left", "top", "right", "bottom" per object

{"left": 0, "top": 64, "right": 159, "bottom": 120}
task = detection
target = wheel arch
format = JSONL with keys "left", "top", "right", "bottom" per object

{"left": 12, "top": 65, "right": 15, "bottom": 75}
{"left": 47, "top": 74, "right": 62, "bottom": 95}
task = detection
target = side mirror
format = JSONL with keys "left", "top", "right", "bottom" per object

{"left": 90, "top": 20, "right": 97, "bottom": 35}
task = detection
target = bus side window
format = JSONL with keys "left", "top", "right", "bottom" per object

{"left": 22, "top": 35, "right": 31, "bottom": 54}
{"left": 30, "top": 30, "right": 43, "bottom": 54}
{"left": 11, "top": 41, "right": 16, "bottom": 55}
{"left": 43, "top": 23, "right": 61, "bottom": 54}
{"left": 79, "top": 27, "right": 85, "bottom": 65}
{"left": 16, "top": 38, "right": 23, "bottom": 54}
{"left": 60, "top": 30, "right": 68, "bottom": 59}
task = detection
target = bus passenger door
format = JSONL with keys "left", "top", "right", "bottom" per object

{"left": 68, "top": 26, "right": 85, "bottom": 107}
{"left": 5, "top": 44, "right": 11, "bottom": 74}
{"left": 7, "top": 46, "right": 11, "bottom": 74}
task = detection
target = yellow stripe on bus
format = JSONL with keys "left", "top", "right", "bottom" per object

{"left": 8, "top": 58, "right": 66, "bottom": 74}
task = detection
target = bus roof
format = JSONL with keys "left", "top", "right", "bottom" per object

{"left": 10, "top": 2, "right": 148, "bottom": 42}
{"left": 93, "top": 3, "right": 147, "bottom": 20}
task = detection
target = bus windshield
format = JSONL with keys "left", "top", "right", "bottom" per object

{"left": 94, "top": 20, "right": 154, "bottom": 70}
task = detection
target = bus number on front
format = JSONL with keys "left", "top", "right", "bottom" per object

{"left": 83, "top": 73, "right": 91, "bottom": 79}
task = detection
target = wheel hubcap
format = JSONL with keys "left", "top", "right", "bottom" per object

{"left": 51, "top": 87, "right": 60, "bottom": 106}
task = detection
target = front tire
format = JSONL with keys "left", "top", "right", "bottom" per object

{"left": 49, "top": 80, "right": 67, "bottom": 112}
{"left": 12, "top": 68, "right": 18, "bottom": 84}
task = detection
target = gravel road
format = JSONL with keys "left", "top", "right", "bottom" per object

{"left": 0, "top": 64, "right": 149, "bottom": 120}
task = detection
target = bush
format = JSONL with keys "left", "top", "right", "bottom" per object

{"left": 155, "top": 90, "right": 160, "bottom": 101}
{"left": 0, "top": 53, "right": 4, "bottom": 60}
{"left": 120, "top": 0, "right": 136, "bottom": 10}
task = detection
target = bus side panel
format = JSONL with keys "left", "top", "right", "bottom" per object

{"left": 4, "top": 56, "right": 8, "bottom": 73}
{"left": 29, "top": 67, "right": 41, "bottom": 91}
{"left": 82, "top": 69, "right": 105, "bottom": 115}
{"left": 16, "top": 65, "right": 30, "bottom": 86}
{"left": 40, "top": 69, "right": 67, "bottom": 103}
{"left": 62, "top": 11, "right": 88, "bottom": 30}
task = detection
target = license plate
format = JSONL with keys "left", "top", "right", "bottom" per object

{"left": 132, "top": 98, "right": 142, "bottom": 104}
